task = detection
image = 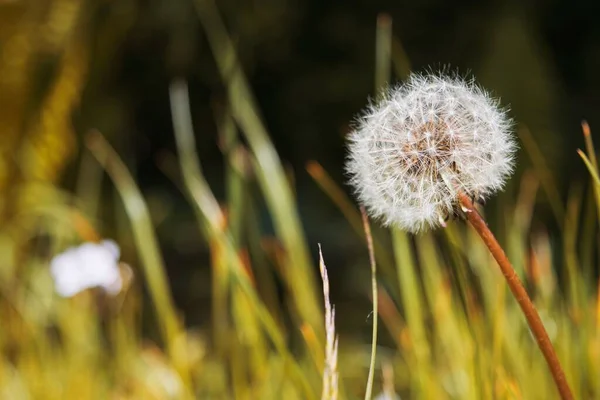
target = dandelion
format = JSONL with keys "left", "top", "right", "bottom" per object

{"left": 50, "top": 240, "right": 123, "bottom": 297}
{"left": 346, "top": 71, "right": 573, "bottom": 399}
{"left": 346, "top": 72, "right": 516, "bottom": 233}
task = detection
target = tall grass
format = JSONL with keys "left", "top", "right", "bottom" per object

{"left": 0, "top": 5, "right": 598, "bottom": 400}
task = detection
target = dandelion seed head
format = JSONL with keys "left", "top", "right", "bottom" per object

{"left": 346, "top": 72, "right": 517, "bottom": 233}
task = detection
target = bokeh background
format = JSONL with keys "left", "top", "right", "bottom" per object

{"left": 1, "top": 0, "right": 600, "bottom": 398}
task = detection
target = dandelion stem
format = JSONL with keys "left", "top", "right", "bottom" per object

{"left": 458, "top": 193, "right": 573, "bottom": 400}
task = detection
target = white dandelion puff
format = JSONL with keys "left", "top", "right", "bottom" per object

{"left": 346, "top": 72, "right": 517, "bottom": 233}
{"left": 50, "top": 240, "right": 123, "bottom": 297}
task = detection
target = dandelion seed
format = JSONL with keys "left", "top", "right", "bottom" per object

{"left": 346, "top": 72, "right": 517, "bottom": 233}
{"left": 50, "top": 240, "right": 123, "bottom": 297}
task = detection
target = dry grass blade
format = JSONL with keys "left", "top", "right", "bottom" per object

{"left": 319, "top": 245, "right": 339, "bottom": 400}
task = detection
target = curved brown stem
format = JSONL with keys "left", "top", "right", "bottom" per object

{"left": 458, "top": 193, "right": 573, "bottom": 400}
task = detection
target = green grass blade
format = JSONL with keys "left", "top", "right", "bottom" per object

{"left": 361, "top": 208, "right": 378, "bottom": 400}
{"left": 375, "top": 14, "right": 392, "bottom": 97}
{"left": 84, "top": 130, "right": 191, "bottom": 392}
{"left": 578, "top": 149, "right": 600, "bottom": 187}
{"left": 519, "top": 126, "right": 565, "bottom": 226}
{"left": 193, "top": 0, "right": 322, "bottom": 333}
{"left": 168, "top": 81, "right": 317, "bottom": 399}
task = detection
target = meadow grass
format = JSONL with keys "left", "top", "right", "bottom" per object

{"left": 0, "top": 4, "right": 599, "bottom": 400}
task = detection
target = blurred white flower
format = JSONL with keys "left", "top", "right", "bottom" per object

{"left": 346, "top": 72, "right": 517, "bottom": 232}
{"left": 50, "top": 240, "right": 122, "bottom": 297}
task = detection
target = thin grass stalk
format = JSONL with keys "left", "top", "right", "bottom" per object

{"left": 581, "top": 121, "right": 600, "bottom": 225}
{"left": 167, "top": 81, "right": 316, "bottom": 399}
{"left": 506, "top": 171, "right": 540, "bottom": 278}
{"left": 458, "top": 193, "right": 573, "bottom": 400}
{"left": 578, "top": 150, "right": 600, "bottom": 186}
{"left": 361, "top": 207, "right": 378, "bottom": 400}
{"left": 319, "top": 245, "right": 339, "bottom": 400}
{"left": 580, "top": 187, "right": 597, "bottom": 279}
{"left": 219, "top": 108, "right": 245, "bottom": 245}
{"left": 375, "top": 13, "right": 392, "bottom": 97}
{"left": 391, "top": 38, "right": 412, "bottom": 82}
{"left": 391, "top": 228, "right": 431, "bottom": 392}
{"left": 443, "top": 228, "right": 481, "bottom": 324}
{"left": 518, "top": 126, "right": 565, "bottom": 226}
{"left": 443, "top": 224, "right": 497, "bottom": 397}
{"left": 581, "top": 121, "right": 600, "bottom": 206}
{"left": 84, "top": 131, "right": 191, "bottom": 393}
{"left": 490, "top": 278, "right": 507, "bottom": 393}
{"left": 231, "top": 284, "right": 269, "bottom": 392}
{"left": 229, "top": 327, "right": 247, "bottom": 399}
{"left": 306, "top": 162, "right": 397, "bottom": 291}
{"left": 244, "top": 194, "right": 283, "bottom": 325}
{"left": 418, "top": 233, "right": 474, "bottom": 397}
{"left": 193, "top": 0, "right": 322, "bottom": 333}
{"left": 581, "top": 130, "right": 600, "bottom": 332}
{"left": 169, "top": 80, "right": 230, "bottom": 358}
{"left": 74, "top": 150, "right": 103, "bottom": 222}
{"left": 156, "top": 150, "right": 295, "bottom": 366}
{"left": 564, "top": 184, "right": 583, "bottom": 318}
